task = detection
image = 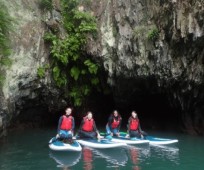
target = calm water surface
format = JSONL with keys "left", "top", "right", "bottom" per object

{"left": 0, "top": 128, "right": 203, "bottom": 170}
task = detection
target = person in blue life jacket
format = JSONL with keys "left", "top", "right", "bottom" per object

{"left": 78, "top": 111, "right": 101, "bottom": 140}
{"left": 106, "top": 110, "right": 122, "bottom": 137}
{"left": 127, "top": 111, "right": 147, "bottom": 139}
{"left": 56, "top": 107, "right": 75, "bottom": 143}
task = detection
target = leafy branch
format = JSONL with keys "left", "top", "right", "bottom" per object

{"left": 42, "top": 0, "right": 99, "bottom": 106}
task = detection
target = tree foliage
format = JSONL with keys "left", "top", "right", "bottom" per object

{"left": 0, "top": 2, "right": 13, "bottom": 85}
{"left": 42, "top": 0, "right": 99, "bottom": 106}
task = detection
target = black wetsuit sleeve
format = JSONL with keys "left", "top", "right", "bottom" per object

{"left": 107, "top": 116, "right": 113, "bottom": 126}
{"left": 138, "top": 121, "right": 142, "bottom": 133}
{"left": 118, "top": 118, "right": 122, "bottom": 131}
{"left": 93, "top": 120, "right": 98, "bottom": 133}
{"left": 72, "top": 117, "right": 75, "bottom": 131}
{"left": 57, "top": 116, "right": 63, "bottom": 134}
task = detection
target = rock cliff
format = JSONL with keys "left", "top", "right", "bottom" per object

{"left": 86, "top": 0, "right": 204, "bottom": 134}
{"left": 0, "top": 0, "right": 204, "bottom": 136}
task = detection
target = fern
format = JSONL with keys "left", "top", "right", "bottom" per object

{"left": 84, "top": 59, "right": 98, "bottom": 74}
{"left": 70, "top": 66, "right": 80, "bottom": 81}
{"left": 41, "top": 0, "right": 99, "bottom": 106}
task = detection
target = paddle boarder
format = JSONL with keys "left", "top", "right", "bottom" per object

{"left": 56, "top": 107, "right": 75, "bottom": 143}
{"left": 106, "top": 110, "right": 122, "bottom": 136}
{"left": 127, "top": 111, "right": 147, "bottom": 138}
{"left": 78, "top": 111, "right": 101, "bottom": 139}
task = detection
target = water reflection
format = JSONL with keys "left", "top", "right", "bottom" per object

{"left": 49, "top": 151, "right": 81, "bottom": 169}
{"left": 49, "top": 144, "right": 179, "bottom": 170}
{"left": 127, "top": 145, "right": 150, "bottom": 170}
{"left": 150, "top": 145, "right": 179, "bottom": 164}
{"left": 129, "top": 147, "right": 139, "bottom": 164}
{"left": 94, "top": 147, "right": 128, "bottom": 167}
{"left": 83, "top": 147, "right": 94, "bottom": 170}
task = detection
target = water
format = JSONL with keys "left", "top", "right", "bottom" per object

{"left": 0, "top": 128, "right": 204, "bottom": 170}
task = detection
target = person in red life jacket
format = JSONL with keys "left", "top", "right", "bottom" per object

{"left": 78, "top": 111, "right": 101, "bottom": 139}
{"left": 106, "top": 110, "right": 122, "bottom": 136}
{"left": 127, "top": 111, "right": 147, "bottom": 138}
{"left": 56, "top": 107, "right": 75, "bottom": 141}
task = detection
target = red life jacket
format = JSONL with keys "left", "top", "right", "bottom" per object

{"left": 82, "top": 117, "right": 94, "bottom": 132}
{"left": 111, "top": 117, "right": 121, "bottom": 129}
{"left": 129, "top": 117, "right": 139, "bottom": 130}
{"left": 60, "top": 115, "right": 72, "bottom": 130}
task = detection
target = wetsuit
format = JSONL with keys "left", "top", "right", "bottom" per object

{"left": 78, "top": 117, "right": 99, "bottom": 139}
{"left": 127, "top": 116, "right": 147, "bottom": 138}
{"left": 106, "top": 115, "right": 122, "bottom": 136}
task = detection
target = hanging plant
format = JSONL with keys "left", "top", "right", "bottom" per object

{"left": 41, "top": 0, "right": 99, "bottom": 106}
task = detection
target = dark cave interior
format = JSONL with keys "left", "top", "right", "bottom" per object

{"left": 13, "top": 90, "right": 182, "bottom": 134}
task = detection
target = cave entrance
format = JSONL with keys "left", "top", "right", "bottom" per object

{"left": 71, "top": 84, "right": 182, "bottom": 132}
{"left": 12, "top": 86, "right": 181, "bottom": 131}
{"left": 107, "top": 77, "right": 182, "bottom": 132}
{"left": 114, "top": 93, "right": 181, "bottom": 132}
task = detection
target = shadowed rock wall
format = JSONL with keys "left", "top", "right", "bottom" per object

{"left": 0, "top": 0, "right": 204, "bottom": 136}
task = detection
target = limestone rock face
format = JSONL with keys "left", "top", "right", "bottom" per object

{"left": 0, "top": 0, "right": 66, "bottom": 137}
{"left": 0, "top": 0, "right": 204, "bottom": 136}
{"left": 86, "top": 0, "right": 204, "bottom": 134}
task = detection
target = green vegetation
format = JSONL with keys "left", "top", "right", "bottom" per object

{"left": 133, "top": 25, "right": 159, "bottom": 41}
{"left": 42, "top": 0, "right": 99, "bottom": 106}
{"left": 147, "top": 27, "right": 159, "bottom": 41}
{"left": 37, "top": 64, "right": 50, "bottom": 78}
{"left": 0, "top": 2, "right": 13, "bottom": 85}
{"left": 133, "top": 7, "right": 160, "bottom": 42}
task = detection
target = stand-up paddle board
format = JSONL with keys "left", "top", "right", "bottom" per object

{"left": 106, "top": 132, "right": 178, "bottom": 145}
{"left": 49, "top": 137, "right": 82, "bottom": 151}
{"left": 77, "top": 138, "right": 126, "bottom": 148}
{"left": 101, "top": 133, "right": 149, "bottom": 145}
{"left": 145, "top": 136, "right": 178, "bottom": 145}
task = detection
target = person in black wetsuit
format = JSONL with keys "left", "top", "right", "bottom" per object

{"left": 56, "top": 107, "right": 75, "bottom": 142}
{"left": 106, "top": 110, "right": 122, "bottom": 136}
{"left": 78, "top": 111, "right": 101, "bottom": 139}
{"left": 127, "top": 111, "right": 147, "bottom": 138}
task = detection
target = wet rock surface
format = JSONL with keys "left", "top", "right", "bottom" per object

{"left": 0, "top": 0, "right": 204, "bottom": 136}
